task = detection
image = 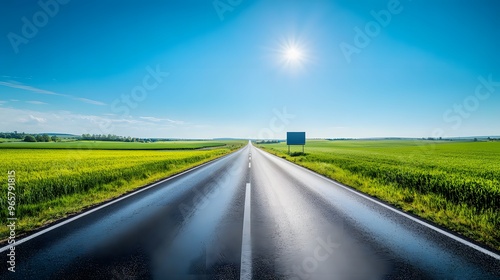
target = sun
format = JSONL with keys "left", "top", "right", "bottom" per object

{"left": 275, "top": 37, "right": 309, "bottom": 69}
{"left": 285, "top": 46, "right": 302, "bottom": 62}
{"left": 267, "top": 36, "right": 311, "bottom": 70}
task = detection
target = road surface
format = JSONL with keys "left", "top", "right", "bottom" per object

{"left": 1, "top": 142, "right": 499, "bottom": 279}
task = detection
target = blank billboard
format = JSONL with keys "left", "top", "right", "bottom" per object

{"left": 287, "top": 132, "right": 306, "bottom": 145}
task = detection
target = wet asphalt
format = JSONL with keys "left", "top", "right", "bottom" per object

{"left": 1, "top": 143, "right": 499, "bottom": 279}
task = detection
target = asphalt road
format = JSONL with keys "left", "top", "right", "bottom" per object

{"left": 1, "top": 142, "right": 499, "bottom": 279}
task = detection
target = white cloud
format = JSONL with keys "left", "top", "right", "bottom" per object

{"left": 26, "top": 100, "right": 48, "bottom": 105}
{"left": 0, "top": 108, "right": 238, "bottom": 138}
{"left": 17, "top": 114, "right": 47, "bottom": 125}
{"left": 139, "top": 116, "right": 162, "bottom": 122}
{"left": 0, "top": 80, "right": 106, "bottom": 106}
{"left": 140, "top": 116, "right": 185, "bottom": 125}
{"left": 0, "top": 108, "right": 179, "bottom": 135}
{"left": 1, "top": 75, "right": 30, "bottom": 80}
{"left": 73, "top": 97, "right": 106, "bottom": 106}
{"left": 29, "top": 115, "right": 46, "bottom": 123}
{"left": 0, "top": 81, "right": 63, "bottom": 96}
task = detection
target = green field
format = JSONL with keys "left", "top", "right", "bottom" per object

{"left": 258, "top": 140, "right": 500, "bottom": 250}
{"left": 0, "top": 140, "right": 227, "bottom": 150}
{"left": 0, "top": 140, "right": 245, "bottom": 240}
{"left": 0, "top": 138, "right": 22, "bottom": 143}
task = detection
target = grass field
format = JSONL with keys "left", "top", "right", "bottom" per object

{"left": 0, "top": 138, "right": 21, "bottom": 143}
{"left": 257, "top": 140, "right": 500, "bottom": 250}
{"left": 0, "top": 140, "right": 227, "bottom": 150}
{"left": 0, "top": 140, "right": 245, "bottom": 241}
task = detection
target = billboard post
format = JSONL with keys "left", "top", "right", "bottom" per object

{"left": 286, "top": 132, "right": 306, "bottom": 154}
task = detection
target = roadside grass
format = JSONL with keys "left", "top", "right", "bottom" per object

{"left": 0, "top": 141, "right": 245, "bottom": 241}
{"left": 0, "top": 138, "right": 21, "bottom": 143}
{"left": 258, "top": 140, "right": 500, "bottom": 251}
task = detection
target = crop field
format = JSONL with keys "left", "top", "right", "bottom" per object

{"left": 258, "top": 140, "right": 500, "bottom": 250}
{"left": 0, "top": 141, "right": 245, "bottom": 240}
{"left": 0, "top": 140, "right": 227, "bottom": 150}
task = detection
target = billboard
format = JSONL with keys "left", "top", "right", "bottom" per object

{"left": 287, "top": 132, "right": 306, "bottom": 145}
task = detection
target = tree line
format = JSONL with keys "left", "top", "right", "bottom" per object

{"left": 0, "top": 131, "right": 59, "bottom": 142}
{"left": 1, "top": 131, "right": 156, "bottom": 143}
{"left": 23, "top": 134, "right": 59, "bottom": 142}
{"left": 80, "top": 134, "right": 157, "bottom": 143}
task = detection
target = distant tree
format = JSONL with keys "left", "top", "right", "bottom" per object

{"left": 42, "top": 134, "right": 50, "bottom": 142}
{"left": 35, "top": 135, "right": 44, "bottom": 142}
{"left": 474, "top": 137, "right": 478, "bottom": 142}
{"left": 51, "top": 135, "right": 59, "bottom": 142}
{"left": 24, "top": 135, "right": 36, "bottom": 142}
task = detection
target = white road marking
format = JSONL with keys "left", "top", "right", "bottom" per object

{"left": 255, "top": 147, "right": 500, "bottom": 261}
{"left": 248, "top": 162, "right": 251, "bottom": 168}
{"left": 240, "top": 183, "right": 252, "bottom": 280}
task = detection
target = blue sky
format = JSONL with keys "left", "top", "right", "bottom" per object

{"left": 1, "top": 0, "right": 499, "bottom": 139}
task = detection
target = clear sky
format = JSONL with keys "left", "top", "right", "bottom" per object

{"left": 1, "top": 0, "right": 499, "bottom": 139}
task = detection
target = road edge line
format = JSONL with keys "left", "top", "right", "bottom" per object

{"left": 0, "top": 146, "right": 246, "bottom": 253}
{"left": 253, "top": 145, "right": 500, "bottom": 261}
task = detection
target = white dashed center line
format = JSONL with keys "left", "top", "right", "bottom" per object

{"left": 240, "top": 182, "right": 252, "bottom": 279}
